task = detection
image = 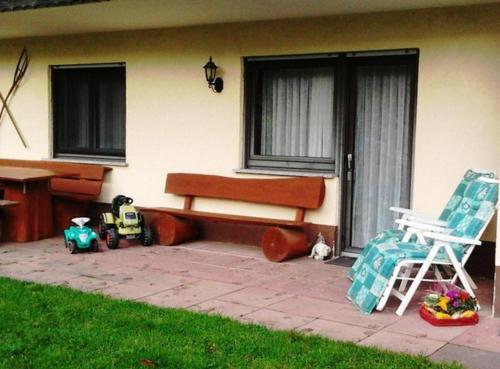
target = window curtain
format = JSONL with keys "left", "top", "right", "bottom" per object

{"left": 351, "top": 64, "right": 412, "bottom": 248}
{"left": 259, "top": 67, "right": 335, "bottom": 158}
{"left": 96, "top": 69, "right": 125, "bottom": 153}
{"left": 55, "top": 70, "right": 91, "bottom": 152}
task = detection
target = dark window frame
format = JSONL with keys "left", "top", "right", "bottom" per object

{"left": 243, "top": 50, "right": 418, "bottom": 174}
{"left": 52, "top": 63, "right": 126, "bottom": 160}
{"left": 244, "top": 56, "right": 338, "bottom": 173}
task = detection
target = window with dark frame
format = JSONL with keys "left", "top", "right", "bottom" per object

{"left": 243, "top": 50, "right": 418, "bottom": 174}
{"left": 244, "top": 56, "right": 338, "bottom": 173}
{"left": 52, "top": 64, "right": 125, "bottom": 160}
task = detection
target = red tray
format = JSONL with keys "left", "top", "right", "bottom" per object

{"left": 419, "top": 305, "right": 479, "bottom": 326}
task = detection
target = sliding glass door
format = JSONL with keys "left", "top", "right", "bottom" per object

{"left": 342, "top": 56, "right": 417, "bottom": 250}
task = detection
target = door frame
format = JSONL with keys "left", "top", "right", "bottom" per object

{"left": 338, "top": 52, "right": 419, "bottom": 254}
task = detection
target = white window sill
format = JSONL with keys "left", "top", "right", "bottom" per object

{"left": 45, "top": 157, "right": 128, "bottom": 167}
{"left": 233, "top": 168, "right": 336, "bottom": 179}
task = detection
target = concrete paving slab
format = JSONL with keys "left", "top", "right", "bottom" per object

{"left": 99, "top": 282, "right": 175, "bottom": 300}
{"left": 242, "top": 308, "right": 315, "bottom": 330}
{"left": 191, "top": 299, "right": 258, "bottom": 319}
{"left": 451, "top": 317, "right": 500, "bottom": 353}
{"left": 57, "top": 275, "right": 119, "bottom": 292}
{"left": 359, "top": 330, "right": 446, "bottom": 356}
{"left": 299, "top": 318, "right": 376, "bottom": 342}
{"left": 385, "top": 313, "right": 472, "bottom": 341}
{"left": 218, "top": 286, "right": 292, "bottom": 308}
{"left": 267, "top": 295, "right": 401, "bottom": 329}
{"left": 431, "top": 344, "right": 500, "bottom": 369}
{"left": 138, "top": 279, "right": 242, "bottom": 308}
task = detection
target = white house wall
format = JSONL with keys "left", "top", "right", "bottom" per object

{"left": 0, "top": 4, "right": 498, "bottom": 236}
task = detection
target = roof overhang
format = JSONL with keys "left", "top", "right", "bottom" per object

{"left": 0, "top": 0, "right": 496, "bottom": 40}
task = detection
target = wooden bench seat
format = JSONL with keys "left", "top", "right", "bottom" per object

{"left": 151, "top": 207, "right": 306, "bottom": 228}
{"left": 147, "top": 173, "right": 325, "bottom": 262}
{"left": 0, "top": 158, "right": 111, "bottom": 233}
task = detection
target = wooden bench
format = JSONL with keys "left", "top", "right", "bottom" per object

{"left": 0, "top": 159, "right": 110, "bottom": 201}
{"left": 0, "top": 159, "right": 111, "bottom": 232}
{"left": 147, "top": 173, "right": 325, "bottom": 262}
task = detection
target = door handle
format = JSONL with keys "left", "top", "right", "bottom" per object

{"left": 347, "top": 154, "right": 353, "bottom": 181}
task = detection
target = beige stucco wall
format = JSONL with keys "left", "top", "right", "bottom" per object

{"left": 0, "top": 4, "right": 498, "bottom": 238}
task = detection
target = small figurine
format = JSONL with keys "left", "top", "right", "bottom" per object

{"left": 64, "top": 217, "right": 99, "bottom": 254}
{"left": 309, "top": 232, "right": 333, "bottom": 261}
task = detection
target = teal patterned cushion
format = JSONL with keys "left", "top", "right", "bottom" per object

{"left": 450, "top": 180, "right": 498, "bottom": 239}
{"left": 439, "top": 170, "right": 495, "bottom": 221}
{"left": 347, "top": 240, "right": 451, "bottom": 313}
{"left": 347, "top": 229, "right": 407, "bottom": 280}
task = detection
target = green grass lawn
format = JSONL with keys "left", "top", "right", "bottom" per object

{"left": 0, "top": 277, "right": 461, "bottom": 369}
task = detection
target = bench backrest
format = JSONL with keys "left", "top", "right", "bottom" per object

{"left": 0, "top": 158, "right": 111, "bottom": 200}
{"left": 165, "top": 173, "right": 325, "bottom": 221}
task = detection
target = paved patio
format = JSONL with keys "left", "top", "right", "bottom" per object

{"left": 1, "top": 238, "right": 499, "bottom": 369}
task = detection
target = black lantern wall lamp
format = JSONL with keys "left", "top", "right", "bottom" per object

{"left": 203, "top": 56, "right": 223, "bottom": 93}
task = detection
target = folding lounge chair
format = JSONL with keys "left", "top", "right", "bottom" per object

{"left": 348, "top": 169, "right": 496, "bottom": 282}
{"left": 347, "top": 176, "right": 498, "bottom": 316}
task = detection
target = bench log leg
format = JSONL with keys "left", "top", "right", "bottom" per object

{"left": 261, "top": 227, "right": 309, "bottom": 262}
{"left": 151, "top": 214, "right": 198, "bottom": 246}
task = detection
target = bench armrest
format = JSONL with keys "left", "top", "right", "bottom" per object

{"left": 422, "top": 232, "right": 482, "bottom": 246}
{"left": 395, "top": 219, "right": 450, "bottom": 233}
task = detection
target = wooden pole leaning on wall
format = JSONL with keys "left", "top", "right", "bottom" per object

{"left": 0, "top": 92, "right": 28, "bottom": 148}
{"left": 0, "top": 47, "right": 29, "bottom": 148}
{"left": 261, "top": 227, "right": 309, "bottom": 262}
{"left": 150, "top": 213, "right": 198, "bottom": 246}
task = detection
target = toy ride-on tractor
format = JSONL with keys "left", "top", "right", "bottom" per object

{"left": 98, "top": 195, "right": 153, "bottom": 249}
{"left": 64, "top": 217, "right": 99, "bottom": 254}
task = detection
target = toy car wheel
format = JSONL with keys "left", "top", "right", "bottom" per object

{"left": 141, "top": 226, "right": 153, "bottom": 246}
{"left": 98, "top": 215, "right": 107, "bottom": 240}
{"left": 67, "top": 240, "right": 77, "bottom": 254}
{"left": 106, "top": 228, "right": 119, "bottom": 249}
{"left": 138, "top": 213, "right": 145, "bottom": 227}
{"left": 90, "top": 239, "right": 99, "bottom": 252}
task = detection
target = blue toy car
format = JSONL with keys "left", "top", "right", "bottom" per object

{"left": 64, "top": 217, "right": 99, "bottom": 254}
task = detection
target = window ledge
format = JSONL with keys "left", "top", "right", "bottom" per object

{"left": 45, "top": 157, "right": 128, "bottom": 167}
{"left": 233, "top": 168, "right": 336, "bottom": 179}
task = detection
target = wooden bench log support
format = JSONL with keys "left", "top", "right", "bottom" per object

{"left": 0, "top": 159, "right": 111, "bottom": 233}
{"left": 147, "top": 173, "right": 325, "bottom": 262}
{"left": 150, "top": 213, "right": 198, "bottom": 246}
{"left": 262, "top": 227, "right": 308, "bottom": 262}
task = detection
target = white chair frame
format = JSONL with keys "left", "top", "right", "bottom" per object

{"left": 376, "top": 177, "right": 498, "bottom": 316}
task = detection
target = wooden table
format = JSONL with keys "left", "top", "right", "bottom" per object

{"left": 0, "top": 166, "right": 76, "bottom": 242}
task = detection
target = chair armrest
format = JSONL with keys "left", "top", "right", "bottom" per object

{"left": 390, "top": 207, "right": 418, "bottom": 216}
{"left": 390, "top": 206, "right": 441, "bottom": 222}
{"left": 407, "top": 216, "right": 448, "bottom": 227}
{"left": 422, "top": 232, "right": 482, "bottom": 246}
{"left": 395, "top": 219, "right": 450, "bottom": 233}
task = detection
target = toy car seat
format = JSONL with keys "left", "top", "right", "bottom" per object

{"left": 111, "top": 195, "right": 131, "bottom": 217}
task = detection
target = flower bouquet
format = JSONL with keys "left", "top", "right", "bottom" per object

{"left": 420, "top": 284, "right": 479, "bottom": 326}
